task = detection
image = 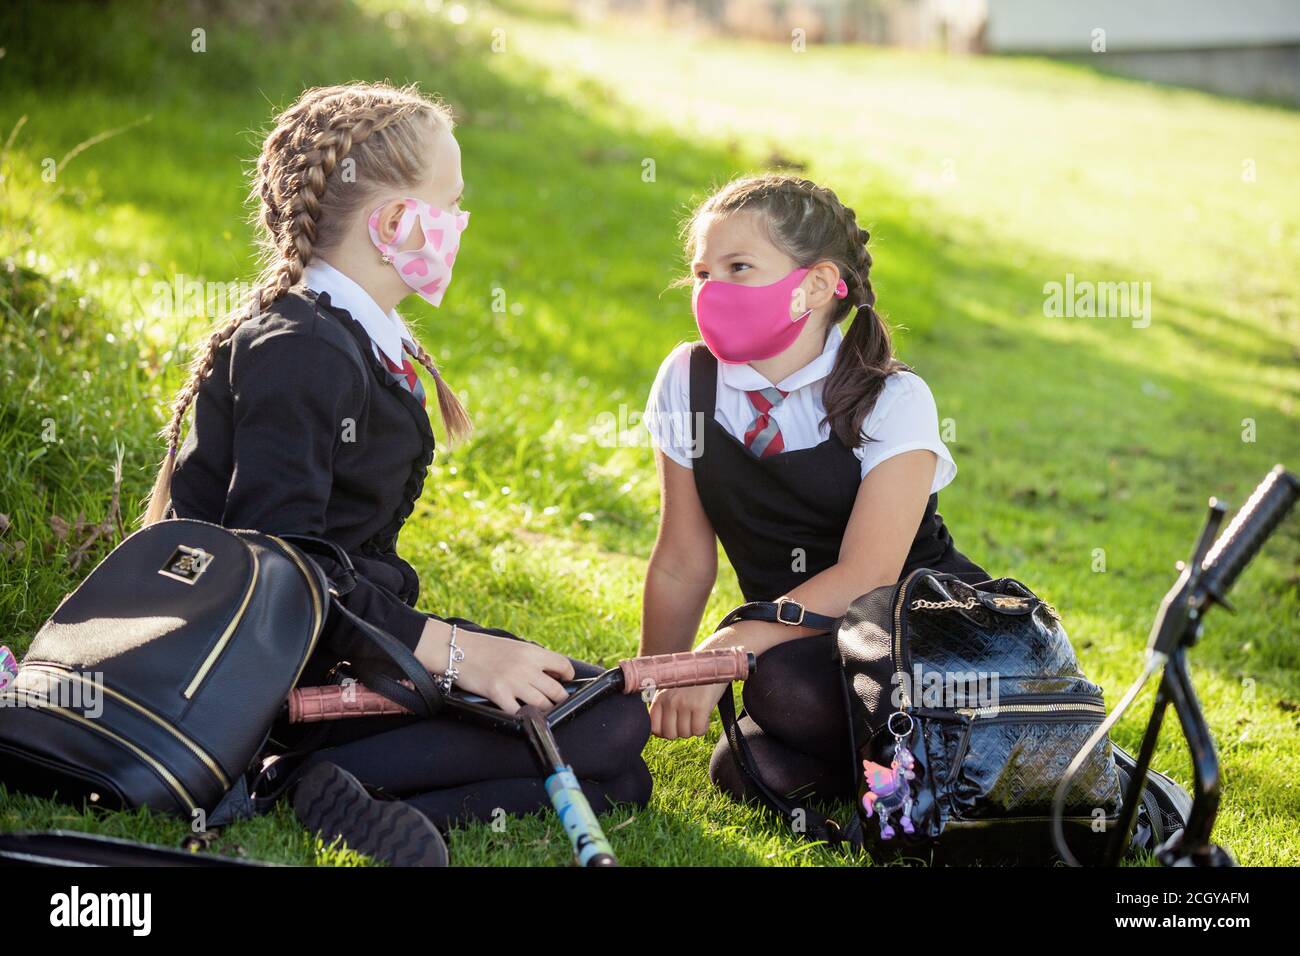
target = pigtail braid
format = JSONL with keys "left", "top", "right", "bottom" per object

{"left": 811, "top": 187, "right": 907, "bottom": 447}
{"left": 408, "top": 341, "right": 472, "bottom": 442}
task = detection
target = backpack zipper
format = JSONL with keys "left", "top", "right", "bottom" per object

{"left": 953, "top": 699, "right": 1107, "bottom": 720}
{"left": 8, "top": 686, "right": 198, "bottom": 813}
{"left": 891, "top": 568, "right": 927, "bottom": 711}
{"left": 21, "top": 663, "right": 230, "bottom": 790}
{"left": 934, "top": 695, "right": 1108, "bottom": 787}
{"left": 266, "top": 535, "right": 326, "bottom": 689}
{"left": 182, "top": 550, "right": 260, "bottom": 699}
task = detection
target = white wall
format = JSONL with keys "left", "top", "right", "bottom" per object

{"left": 985, "top": 0, "right": 1300, "bottom": 52}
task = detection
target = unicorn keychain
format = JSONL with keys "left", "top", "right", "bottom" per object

{"left": 860, "top": 711, "right": 917, "bottom": 840}
{"left": 0, "top": 645, "right": 17, "bottom": 691}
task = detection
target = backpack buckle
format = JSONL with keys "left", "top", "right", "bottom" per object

{"left": 775, "top": 597, "right": 806, "bottom": 626}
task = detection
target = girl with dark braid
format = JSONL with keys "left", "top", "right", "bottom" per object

{"left": 142, "top": 83, "right": 650, "bottom": 865}
{"left": 640, "top": 174, "right": 986, "bottom": 811}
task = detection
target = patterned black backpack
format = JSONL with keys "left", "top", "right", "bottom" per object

{"left": 718, "top": 570, "right": 1188, "bottom": 863}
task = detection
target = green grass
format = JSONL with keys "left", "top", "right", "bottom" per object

{"left": 1, "top": 0, "right": 1297, "bottom": 866}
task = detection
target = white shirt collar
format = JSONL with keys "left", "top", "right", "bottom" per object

{"left": 718, "top": 323, "right": 844, "bottom": 392}
{"left": 303, "top": 258, "right": 414, "bottom": 366}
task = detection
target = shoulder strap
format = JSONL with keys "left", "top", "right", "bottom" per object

{"left": 716, "top": 689, "right": 859, "bottom": 848}
{"left": 711, "top": 598, "right": 859, "bottom": 850}
{"left": 688, "top": 342, "right": 717, "bottom": 433}
{"left": 717, "top": 600, "right": 839, "bottom": 634}
{"left": 328, "top": 598, "right": 444, "bottom": 718}
{"left": 279, "top": 533, "right": 443, "bottom": 719}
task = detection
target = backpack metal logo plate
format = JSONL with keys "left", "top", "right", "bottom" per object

{"left": 159, "top": 545, "right": 213, "bottom": 584}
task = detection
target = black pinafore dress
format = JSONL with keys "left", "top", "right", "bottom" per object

{"left": 691, "top": 343, "right": 986, "bottom": 808}
{"left": 687, "top": 344, "right": 985, "bottom": 607}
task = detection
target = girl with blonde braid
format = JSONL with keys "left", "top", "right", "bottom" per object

{"left": 640, "top": 175, "right": 986, "bottom": 808}
{"left": 146, "top": 83, "right": 650, "bottom": 865}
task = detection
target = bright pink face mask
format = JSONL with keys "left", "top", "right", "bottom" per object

{"left": 692, "top": 267, "right": 847, "bottom": 364}
{"left": 368, "top": 198, "right": 469, "bottom": 307}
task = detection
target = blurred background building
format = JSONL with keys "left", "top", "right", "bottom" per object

{"left": 575, "top": 0, "right": 1300, "bottom": 104}
{"left": 986, "top": 0, "right": 1300, "bottom": 104}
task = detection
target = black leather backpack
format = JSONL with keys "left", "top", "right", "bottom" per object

{"left": 718, "top": 570, "right": 1189, "bottom": 863}
{"left": 0, "top": 519, "right": 441, "bottom": 825}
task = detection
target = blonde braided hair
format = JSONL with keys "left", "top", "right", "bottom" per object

{"left": 141, "top": 82, "right": 471, "bottom": 526}
{"left": 682, "top": 173, "right": 906, "bottom": 448}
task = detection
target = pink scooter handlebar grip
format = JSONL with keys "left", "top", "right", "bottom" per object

{"left": 288, "top": 681, "right": 413, "bottom": 723}
{"left": 619, "top": 647, "right": 753, "bottom": 693}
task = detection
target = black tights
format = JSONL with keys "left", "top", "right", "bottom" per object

{"left": 708, "top": 632, "right": 853, "bottom": 807}
{"left": 296, "top": 655, "right": 652, "bottom": 832}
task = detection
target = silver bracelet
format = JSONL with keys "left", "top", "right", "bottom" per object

{"left": 436, "top": 623, "right": 463, "bottom": 694}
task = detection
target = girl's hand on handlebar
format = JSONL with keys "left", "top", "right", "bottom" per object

{"left": 649, "top": 682, "right": 728, "bottom": 739}
{"left": 416, "top": 620, "right": 574, "bottom": 714}
{"left": 456, "top": 631, "right": 575, "bottom": 715}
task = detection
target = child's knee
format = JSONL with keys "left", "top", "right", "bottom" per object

{"left": 601, "top": 759, "right": 653, "bottom": 809}
{"left": 605, "top": 691, "right": 652, "bottom": 751}
{"left": 560, "top": 692, "right": 651, "bottom": 780}
{"left": 708, "top": 735, "right": 748, "bottom": 802}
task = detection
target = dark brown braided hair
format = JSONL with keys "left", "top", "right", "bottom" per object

{"left": 682, "top": 173, "right": 907, "bottom": 447}
{"left": 140, "top": 82, "right": 471, "bottom": 526}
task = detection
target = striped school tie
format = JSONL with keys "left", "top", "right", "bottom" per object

{"left": 380, "top": 345, "right": 427, "bottom": 409}
{"left": 744, "top": 387, "right": 788, "bottom": 458}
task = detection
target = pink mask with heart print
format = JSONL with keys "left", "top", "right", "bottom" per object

{"left": 368, "top": 197, "right": 469, "bottom": 307}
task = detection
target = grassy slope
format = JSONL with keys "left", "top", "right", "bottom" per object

{"left": 0, "top": 0, "right": 1296, "bottom": 865}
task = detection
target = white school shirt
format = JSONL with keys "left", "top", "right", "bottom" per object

{"left": 302, "top": 259, "right": 416, "bottom": 368}
{"left": 644, "top": 324, "right": 958, "bottom": 493}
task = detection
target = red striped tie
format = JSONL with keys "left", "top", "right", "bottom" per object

{"left": 381, "top": 348, "right": 427, "bottom": 408}
{"left": 744, "top": 387, "right": 788, "bottom": 458}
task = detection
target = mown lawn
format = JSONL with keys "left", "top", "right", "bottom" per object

{"left": 0, "top": 0, "right": 1296, "bottom": 866}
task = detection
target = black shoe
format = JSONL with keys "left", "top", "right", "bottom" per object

{"left": 292, "top": 761, "right": 449, "bottom": 867}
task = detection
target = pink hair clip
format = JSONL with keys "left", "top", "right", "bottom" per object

{"left": 834, "top": 278, "right": 848, "bottom": 299}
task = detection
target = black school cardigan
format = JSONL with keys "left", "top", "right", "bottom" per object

{"left": 168, "top": 288, "right": 440, "bottom": 670}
